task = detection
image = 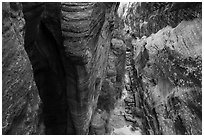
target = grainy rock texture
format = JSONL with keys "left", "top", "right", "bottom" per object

{"left": 2, "top": 2, "right": 202, "bottom": 135}
{"left": 123, "top": 2, "right": 202, "bottom": 135}
{"left": 131, "top": 19, "right": 202, "bottom": 135}
{"left": 126, "top": 2, "right": 202, "bottom": 38}
{"left": 2, "top": 2, "right": 43, "bottom": 135}
{"left": 2, "top": 2, "right": 119, "bottom": 135}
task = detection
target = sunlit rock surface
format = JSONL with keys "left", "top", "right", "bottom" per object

{"left": 131, "top": 19, "right": 202, "bottom": 135}
{"left": 124, "top": 2, "right": 202, "bottom": 134}
{"left": 125, "top": 2, "right": 202, "bottom": 38}
{"left": 2, "top": 2, "right": 43, "bottom": 135}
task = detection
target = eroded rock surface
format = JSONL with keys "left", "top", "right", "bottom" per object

{"left": 123, "top": 2, "right": 202, "bottom": 135}
{"left": 61, "top": 3, "right": 119, "bottom": 134}
{"left": 2, "top": 2, "right": 202, "bottom": 135}
{"left": 2, "top": 2, "right": 43, "bottom": 135}
{"left": 131, "top": 19, "right": 202, "bottom": 135}
{"left": 2, "top": 2, "right": 119, "bottom": 135}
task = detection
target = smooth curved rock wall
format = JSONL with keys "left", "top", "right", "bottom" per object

{"left": 2, "top": 2, "right": 119, "bottom": 135}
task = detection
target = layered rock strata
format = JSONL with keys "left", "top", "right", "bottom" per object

{"left": 61, "top": 2, "right": 119, "bottom": 134}
{"left": 2, "top": 2, "right": 119, "bottom": 135}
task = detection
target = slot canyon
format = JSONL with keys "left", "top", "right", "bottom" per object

{"left": 2, "top": 2, "right": 202, "bottom": 135}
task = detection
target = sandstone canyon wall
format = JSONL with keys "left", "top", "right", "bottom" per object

{"left": 2, "top": 2, "right": 202, "bottom": 135}
{"left": 2, "top": 2, "right": 119, "bottom": 134}
{"left": 123, "top": 2, "right": 202, "bottom": 135}
{"left": 2, "top": 2, "right": 43, "bottom": 134}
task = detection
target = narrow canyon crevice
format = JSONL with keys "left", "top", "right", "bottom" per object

{"left": 118, "top": 2, "right": 202, "bottom": 135}
{"left": 2, "top": 2, "right": 202, "bottom": 135}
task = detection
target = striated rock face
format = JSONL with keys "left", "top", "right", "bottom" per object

{"left": 61, "top": 2, "right": 119, "bottom": 134}
{"left": 2, "top": 2, "right": 119, "bottom": 135}
{"left": 2, "top": 2, "right": 43, "bottom": 135}
{"left": 124, "top": 2, "right": 202, "bottom": 135}
{"left": 2, "top": 2, "right": 202, "bottom": 135}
